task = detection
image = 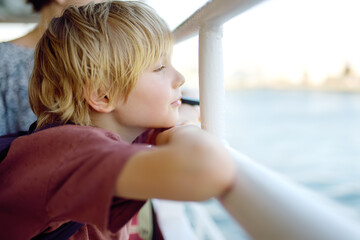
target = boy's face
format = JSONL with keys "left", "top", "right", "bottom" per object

{"left": 113, "top": 56, "right": 185, "bottom": 129}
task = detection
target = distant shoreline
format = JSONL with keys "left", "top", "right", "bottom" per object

{"left": 225, "top": 85, "right": 360, "bottom": 93}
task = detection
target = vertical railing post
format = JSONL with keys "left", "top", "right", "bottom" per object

{"left": 199, "top": 23, "right": 225, "bottom": 139}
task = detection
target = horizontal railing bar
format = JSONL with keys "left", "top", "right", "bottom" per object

{"left": 222, "top": 146, "right": 360, "bottom": 239}
{"left": 173, "top": 0, "right": 267, "bottom": 43}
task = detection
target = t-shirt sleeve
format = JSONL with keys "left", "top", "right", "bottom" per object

{"left": 43, "top": 128, "right": 150, "bottom": 233}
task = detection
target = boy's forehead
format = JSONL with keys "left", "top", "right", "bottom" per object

{"left": 149, "top": 55, "right": 169, "bottom": 67}
{"left": 161, "top": 51, "right": 172, "bottom": 60}
{"left": 160, "top": 51, "right": 173, "bottom": 63}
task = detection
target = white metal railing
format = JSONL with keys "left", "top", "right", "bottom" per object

{"left": 170, "top": 0, "right": 360, "bottom": 239}
{"left": 174, "top": 0, "right": 266, "bottom": 137}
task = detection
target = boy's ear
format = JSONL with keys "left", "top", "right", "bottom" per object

{"left": 85, "top": 89, "right": 115, "bottom": 113}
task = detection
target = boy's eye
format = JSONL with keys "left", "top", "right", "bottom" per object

{"left": 154, "top": 65, "right": 166, "bottom": 72}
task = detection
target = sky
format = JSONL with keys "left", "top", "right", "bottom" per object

{"left": 1, "top": 0, "right": 360, "bottom": 86}
{"left": 149, "top": 0, "right": 360, "bottom": 86}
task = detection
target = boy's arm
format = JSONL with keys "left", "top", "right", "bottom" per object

{"left": 115, "top": 125, "right": 235, "bottom": 201}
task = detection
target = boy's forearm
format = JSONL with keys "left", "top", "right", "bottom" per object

{"left": 115, "top": 126, "right": 235, "bottom": 201}
{"left": 160, "top": 125, "right": 236, "bottom": 198}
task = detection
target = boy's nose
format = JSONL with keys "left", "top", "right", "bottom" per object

{"left": 173, "top": 70, "right": 185, "bottom": 88}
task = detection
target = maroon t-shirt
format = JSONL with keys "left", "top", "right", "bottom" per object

{"left": 0, "top": 125, "right": 151, "bottom": 239}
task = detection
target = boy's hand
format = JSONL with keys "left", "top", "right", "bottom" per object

{"left": 155, "top": 124, "right": 200, "bottom": 146}
{"left": 178, "top": 87, "right": 200, "bottom": 125}
{"left": 178, "top": 104, "right": 200, "bottom": 125}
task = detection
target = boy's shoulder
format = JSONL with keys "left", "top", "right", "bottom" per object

{"left": 5, "top": 125, "right": 150, "bottom": 170}
{"left": 5, "top": 125, "right": 126, "bottom": 159}
{"left": 5, "top": 124, "right": 146, "bottom": 170}
{"left": 30, "top": 124, "right": 123, "bottom": 145}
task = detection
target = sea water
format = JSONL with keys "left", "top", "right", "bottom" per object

{"left": 191, "top": 89, "right": 360, "bottom": 239}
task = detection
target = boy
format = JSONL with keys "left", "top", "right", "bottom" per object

{"left": 0, "top": 1, "right": 235, "bottom": 239}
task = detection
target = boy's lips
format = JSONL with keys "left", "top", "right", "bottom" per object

{"left": 171, "top": 97, "right": 182, "bottom": 107}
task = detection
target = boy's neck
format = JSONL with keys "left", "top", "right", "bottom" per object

{"left": 90, "top": 111, "right": 146, "bottom": 143}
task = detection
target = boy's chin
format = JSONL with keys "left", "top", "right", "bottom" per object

{"left": 149, "top": 119, "right": 178, "bottom": 129}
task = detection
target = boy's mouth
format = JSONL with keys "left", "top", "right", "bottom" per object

{"left": 171, "top": 98, "right": 182, "bottom": 107}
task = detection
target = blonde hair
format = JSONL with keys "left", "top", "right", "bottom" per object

{"left": 29, "top": 1, "right": 173, "bottom": 128}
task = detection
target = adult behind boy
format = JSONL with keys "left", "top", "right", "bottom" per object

{"left": 0, "top": 0, "right": 102, "bottom": 135}
{"left": 0, "top": 1, "right": 235, "bottom": 239}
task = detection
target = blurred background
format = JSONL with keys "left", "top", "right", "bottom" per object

{"left": 1, "top": 0, "right": 359, "bottom": 239}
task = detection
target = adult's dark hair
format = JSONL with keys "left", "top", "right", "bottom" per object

{"left": 27, "top": 0, "right": 53, "bottom": 12}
